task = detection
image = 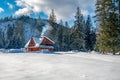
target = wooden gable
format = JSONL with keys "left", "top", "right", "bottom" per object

{"left": 41, "top": 37, "right": 54, "bottom": 45}
{"left": 28, "top": 37, "right": 36, "bottom": 47}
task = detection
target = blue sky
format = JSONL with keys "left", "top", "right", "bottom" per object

{"left": 0, "top": 0, "right": 95, "bottom": 26}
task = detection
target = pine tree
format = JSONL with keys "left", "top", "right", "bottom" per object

{"left": 70, "top": 7, "right": 85, "bottom": 51}
{"left": 95, "top": 0, "right": 120, "bottom": 54}
{"left": 116, "top": 0, "right": 120, "bottom": 29}
{"left": 61, "top": 21, "right": 71, "bottom": 51}
{"left": 49, "top": 9, "right": 56, "bottom": 23}
{"left": 15, "top": 20, "right": 25, "bottom": 48}
{"left": 0, "top": 29, "right": 4, "bottom": 48}
{"left": 65, "top": 21, "right": 70, "bottom": 50}
{"left": 85, "top": 15, "right": 92, "bottom": 51}
{"left": 65, "top": 21, "right": 69, "bottom": 28}
{"left": 57, "top": 19, "right": 63, "bottom": 51}
{"left": 6, "top": 25, "right": 14, "bottom": 48}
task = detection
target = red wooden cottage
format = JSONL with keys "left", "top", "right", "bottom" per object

{"left": 25, "top": 36, "right": 55, "bottom": 52}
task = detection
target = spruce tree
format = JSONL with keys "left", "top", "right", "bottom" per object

{"left": 65, "top": 21, "right": 70, "bottom": 50}
{"left": 57, "top": 20, "right": 63, "bottom": 51}
{"left": 85, "top": 15, "right": 92, "bottom": 51}
{"left": 116, "top": 0, "right": 120, "bottom": 29}
{"left": 95, "top": 0, "right": 120, "bottom": 54}
{"left": 0, "top": 29, "right": 4, "bottom": 48}
{"left": 70, "top": 7, "right": 85, "bottom": 51}
{"left": 65, "top": 21, "right": 69, "bottom": 28}
{"left": 61, "top": 21, "right": 71, "bottom": 51}
{"left": 6, "top": 25, "right": 14, "bottom": 48}
{"left": 49, "top": 9, "right": 56, "bottom": 23}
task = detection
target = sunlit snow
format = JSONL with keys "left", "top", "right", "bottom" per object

{"left": 0, "top": 52, "right": 120, "bottom": 80}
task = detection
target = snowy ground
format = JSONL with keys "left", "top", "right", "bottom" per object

{"left": 0, "top": 52, "right": 120, "bottom": 80}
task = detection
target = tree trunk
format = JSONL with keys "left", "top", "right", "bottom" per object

{"left": 112, "top": 49, "right": 115, "bottom": 55}
{"left": 113, "top": 52, "right": 115, "bottom": 55}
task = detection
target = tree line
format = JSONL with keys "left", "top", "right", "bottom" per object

{"left": 48, "top": 7, "right": 96, "bottom": 51}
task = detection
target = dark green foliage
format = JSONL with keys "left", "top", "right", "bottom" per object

{"left": 5, "top": 22, "right": 24, "bottom": 49}
{"left": 57, "top": 22, "right": 63, "bottom": 51}
{"left": 0, "top": 29, "right": 4, "bottom": 48}
{"left": 85, "top": 15, "right": 91, "bottom": 50}
{"left": 62, "top": 29, "right": 70, "bottom": 51}
{"left": 49, "top": 9, "right": 56, "bottom": 23}
{"left": 90, "top": 30, "right": 96, "bottom": 50}
{"left": 70, "top": 7, "right": 85, "bottom": 51}
{"left": 85, "top": 15, "right": 96, "bottom": 51}
{"left": 95, "top": 0, "right": 120, "bottom": 54}
{"left": 47, "top": 21, "right": 71, "bottom": 51}
{"left": 6, "top": 25, "right": 14, "bottom": 48}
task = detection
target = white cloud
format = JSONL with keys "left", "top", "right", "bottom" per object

{"left": 0, "top": 7, "right": 4, "bottom": 13}
{"left": 15, "top": 8, "right": 32, "bottom": 16}
{"left": 81, "top": 9, "right": 89, "bottom": 16}
{"left": 7, "top": 3, "right": 13, "bottom": 9}
{"left": 14, "top": 0, "right": 95, "bottom": 21}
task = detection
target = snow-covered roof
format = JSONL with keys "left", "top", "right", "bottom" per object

{"left": 24, "top": 39, "right": 31, "bottom": 48}
{"left": 33, "top": 37, "right": 43, "bottom": 47}
{"left": 24, "top": 36, "right": 54, "bottom": 48}
{"left": 41, "top": 36, "right": 55, "bottom": 44}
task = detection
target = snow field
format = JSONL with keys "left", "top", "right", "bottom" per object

{"left": 0, "top": 52, "right": 120, "bottom": 80}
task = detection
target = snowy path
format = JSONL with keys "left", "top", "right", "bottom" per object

{"left": 0, "top": 52, "right": 120, "bottom": 80}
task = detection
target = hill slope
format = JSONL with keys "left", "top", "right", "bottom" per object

{"left": 0, "top": 16, "right": 53, "bottom": 48}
